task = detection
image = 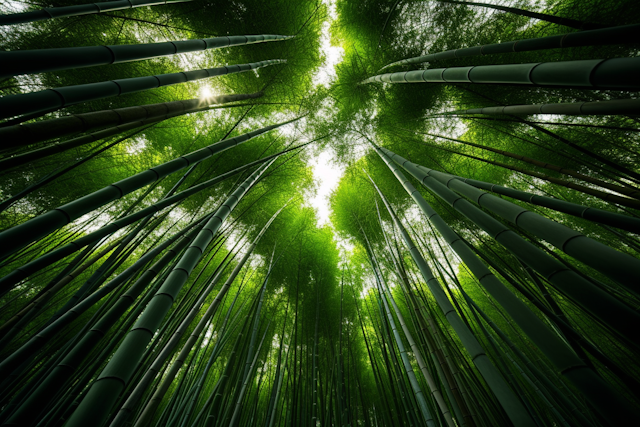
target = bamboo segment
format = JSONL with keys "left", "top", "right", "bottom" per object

{"left": 370, "top": 179, "right": 457, "bottom": 427}
{"left": 0, "top": 59, "right": 285, "bottom": 119}
{"left": 63, "top": 161, "right": 271, "bottom": 427}
{"left": 366, "top": 156, "right": 537, "bottom": 427}
{"left": 364, "top": 235, "right": 437, "bottom": 427}
{"left": 1, "top": 35, "right": 292, "bottom": 77}
{"left": 0, "top": 0, "right": 190, "bottom": 26}
{"left": 416, "top": 131, "right": 640, "bottom": 200}
{"left": 425, "top": 143, "right": 640, "bottom": 210}
{"left": 415, "top": 164, "right": 640, "bottom": 291}
{"left": 362, "top": 57, "right": 640, "bottom": 91}
{"left": 0, "top": 218, "right": 208, "bottom": 426}
{"left": 375, "top": 144, "right": 640, "bottom": 426}
{"left": 0, "top": 92, "right": 263, "bottom": 153}
{"left": 125, "top": 205, "right": 286, "bottom": 427}
{"left": 435, "top": 0, "right": 604, "bottom": 30}
{"left": 448, "top": 173, "right": 640, "bottom": 234}
{"left": 0, "top": 144, "right": 304, "bottom": 294}
{"left": 379, "top": 145, "right": 640, "bottom": 340}
{"left": 440, "top": 98, "right": 640, "bottom": 116}
{"left": 0, "top": 117, "right": 298, "bottom": 260}
{"left": 380, "top": 24, "right": 640, "bottom": 70}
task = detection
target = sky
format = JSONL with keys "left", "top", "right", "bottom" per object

{"left": 307, "top": 0, "right": 345, "bottom": 227}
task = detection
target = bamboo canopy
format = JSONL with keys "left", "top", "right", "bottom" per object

{"left": 2, "top": 1, "right": 640, "bottom": 427}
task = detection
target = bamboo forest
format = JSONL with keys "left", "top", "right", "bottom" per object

{"left": 2, "top": 0, "right": 640, "bottom": 425}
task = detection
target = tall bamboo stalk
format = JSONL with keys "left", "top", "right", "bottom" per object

{"left": 380, "top": 24, "right": 638, "bottom": 70}
{"left": 374, "top": 144, "right": 640, "bottom": 425}
{"left": 0, "top": 59, "right": 285, "bottom": 120}
{"left": 126, "top": 204, "right": 287, "bottom": 427}
{"left": 0, "top": 93, "right": 262, "bottom": 150}
{"left": 63, "top": 160, "right": 272, "bottom": 427}
{"left": 0, "top": 117, "right": 299, "bottom": 261}
{"left": 0, "top": 0, "right": 190, "bottom": 26}
{"left": 413, "top": 163, "right": 640, "bottom": 291}
{"left": 1, "top": 35, "right": 292, "bottom": 77}
{"left": 365, "top": 155, "right": 536, "bottom": 426}
{"left": 362, "top": 57, "right": 640, "bottom": 91}
{"left": 439, "top": 98, "right": 640, "bottom": 117}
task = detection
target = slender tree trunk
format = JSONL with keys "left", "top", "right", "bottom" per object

{"left": 381, "top": 24, "right": 639, "bottom": 70}
{"left": 435, "top": 0, "right": 604, "bottom": 30}
{"left": 0, "top": 60, "right": 284, "bottom": 119}
{"left": 363, "top": 57, "right": 640, "bottom": 91}
{"left": 0, "top": 0, "right": 191, "bottom": 26}
{"left": 1, "top": 34, "right": 292, "bottom": 77}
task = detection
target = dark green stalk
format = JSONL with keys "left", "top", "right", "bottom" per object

{"left": 0, "top": 59, "right": 285, "bottom": 119}
{"left": 0, "top": 0, "right": 191, "bottom": 26}
{"left": 0, "top": 118, "right": 300, "bottom": 261}
{"left": 1, "top": 35, "right": 292, "bottom": 77}
{"left": 363, "top": 57, "right": 640, "bottom": 91}
{"left": 381, "top": 24, "right": 638, "bottom": 70}
{"left": 0, "top": 92, "right": 262, "bottom": 152}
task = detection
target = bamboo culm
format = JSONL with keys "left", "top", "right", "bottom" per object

{"left": 0, "top": 144, "right": 306, "bottom": 295}
{"left": 440, "top": 98, "right": 640, "bottom": 117}
{"left": 413, "top": 163, "right": 640, "bottom": 291}
{"left": 363, "top": 235, "right": 436, "bottom": 427}
{"left": 0, "top": 216, "right": 210, "bottom": 426}
{"left": 0, "top": 59, "right": 285, "bottom": 120}
{"left": 362, "top": 57, "right": 640, "bottom": 91}
{"left": 0, "top": 92, "right": 262, "bottom": 151}
{"left": 0, "top": 0, "right": 190, "bottom": 26}
{"left": 122, "top": 204, "right": 286, "bottom": 427}
{"left": 375, "top": 144, "right": 640, "bottom": 425}
{"left": 366, "top": 153, "right": 537, "bottom": 427}
{"left": 380, "top": 24, "right": 639, "bottom": 70}
{"left": 1, "top": 34, "right": 292, "bottom": 77}
{"left": 0, "top": 117, "right": 299, "bottom": 261}
{"left": 452, "top": 173, "right": 640, "bottom": 234}
{"left": 62, "top": 160, "right": 272, "bottom": 427}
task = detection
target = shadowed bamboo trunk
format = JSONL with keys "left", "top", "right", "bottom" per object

{"left": 445, "top": 171, "right": 640, "bottom": 233}
{"left": 435, "top": 0, "right": 604, "bottom": 30}
{"left": 362, "top": 57, "right": 640, "bottom": 91}
{"left": 415, "top": 131, "right": 640, "bottom": 200}
{"left": 380, "top": 24, "right": 638, "bottom": 70}
{"left": 364, "top": 163, "right": 534, "bottom": 426}
{"left": 0, "top": 92, "right": 263, "bottom": 162}
{"left": 0, "top": 60, "right": 284, "bottom": 120}
{"left": 62, "top": 160, "right": 272, "bottom": 427}
{"left": 439, "top": 98, "right": 640, "bottom": 117}
{"left": 421, "top": 141, "right": 640, "bottom": 210}
{"left": 413, "top": 162, "right": 640, "bottom": 290}
{"left": 124, "top": 204, "right": 286, "bottom": 427}
{"left": 0, "top": 117, "right": 300, "bottom": 262}
{"left": 0, "top": 127, "right": 153, "bottom": 212}
{"left": 0, "top": 144, "right": 303, "bottom": 296}
{"left": 0, "top": 214, "right": 210, "bottom": 426}
{"left": 370, "top": 193, "right": 457, "bottom": 427}
{"left": 0, "top": 0, "right": 190, "bottom": 26}
{"left": 374, "top": 144, "right": 640, "bottom": 425}
{"left": 363, "top": 232, "right": 437, "bottom": 427}
{"left": 1, "top": 35, "right": 292, "bottom": 77}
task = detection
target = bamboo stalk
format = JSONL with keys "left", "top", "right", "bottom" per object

{"left": 0, "top": 59, "right": 285, "bottom": 120}
{"left": 0, "top": 117, "right": 299, "bottom": 261}
{"left": 380, "top": 24, "right": 638, "bottom": 70}
{"left": 1, "top": 35, "right": 292, "bottom": 77}
{"left": 0, "top": 0, "right": 191, "bottom": 26}
{"left": 363, "top": 57, "right": 640, "bottom": 91}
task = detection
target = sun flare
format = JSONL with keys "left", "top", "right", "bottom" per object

{"left": 199, "top": 86, "right": 213, "bottom": 100}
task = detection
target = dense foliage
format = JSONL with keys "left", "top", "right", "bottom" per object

{"left": 1, "top": 0, "right": 639, "bottom": 426}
